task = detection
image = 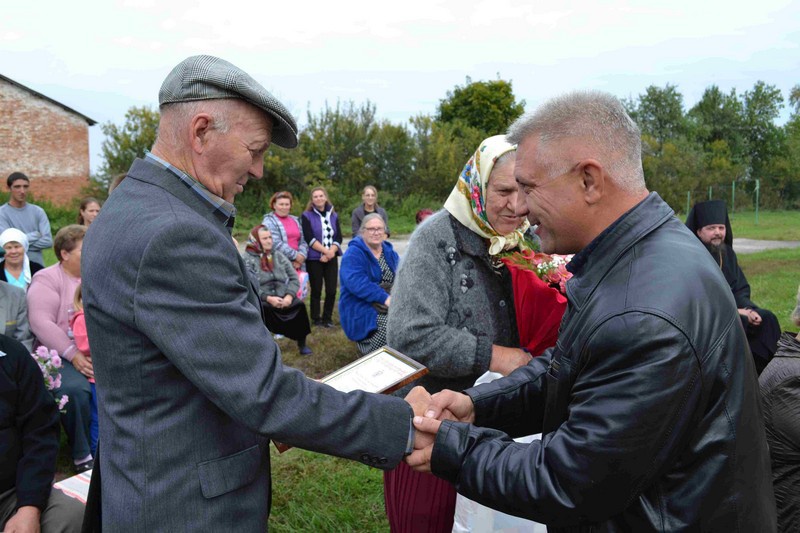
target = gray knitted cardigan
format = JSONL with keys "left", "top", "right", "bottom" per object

{"left": 242, "top": 250, "right": 300, "bottom": 301}
{"left": 387, "top": 210, "right": 518, "bottom": 395}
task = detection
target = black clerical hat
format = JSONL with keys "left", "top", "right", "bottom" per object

{"left": 685, "top": 200, "right": 733, "bottom": 246}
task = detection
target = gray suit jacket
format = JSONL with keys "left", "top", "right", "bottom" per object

{"left": 0, "top": 281, "right": 34, "bottom": 351}
{"left": 82, "top": 158, "right": 412, "bottom": 532}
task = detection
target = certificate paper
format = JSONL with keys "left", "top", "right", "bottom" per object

{"left": 321, "top": 347, "right": 426, "bottom": 394}
{"left": 273, "top": 346, "right": 427, "bottom": 453}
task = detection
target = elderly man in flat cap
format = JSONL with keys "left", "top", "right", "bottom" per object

{"left": 81, "top": 55, "right": 427, "bottom": 532}
{"left": 686, "top": 200, "right": 780, "bottom": 373}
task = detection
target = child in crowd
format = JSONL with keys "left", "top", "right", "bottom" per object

{"left": 70, "top": 284, "right": 97, "bottom": 456}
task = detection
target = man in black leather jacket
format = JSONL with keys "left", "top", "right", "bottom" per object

{"left": 407, "top": 91, "right": 776, "bottom": 531}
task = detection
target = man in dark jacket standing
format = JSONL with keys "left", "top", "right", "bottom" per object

{"left": 408, "top": 91, "right": 776, "bottom": 531}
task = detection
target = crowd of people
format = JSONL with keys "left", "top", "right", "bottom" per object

{"left": 1, "top": 54, "right": 798, "bottom": 533}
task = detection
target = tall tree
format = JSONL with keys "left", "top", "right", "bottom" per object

{"left": 301, "top": 101, "right": 378, "bottom": 196}
{"left": 689, "top": 86, "right": 746, "bottom": 166}
{"left": 629, "top": 84, "right": 688, "bottom": 149}
{"left": 741, "top": 81, "right": 785, "bottom": 183}
{"left": 410, "top": 115, "right": 485, "bottom": 200}
{"left": 368, "top": 121, "right": 415, "bottom": 195}
{"left": 99, "top": 106, "right": 160, "bottom": 185}
{"left": 436, "top": 77, "right": 525, "bottom": 136}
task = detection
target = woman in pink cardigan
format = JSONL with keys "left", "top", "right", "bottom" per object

{"left": 27, "top": 224, "right": 94, "bottom": 473}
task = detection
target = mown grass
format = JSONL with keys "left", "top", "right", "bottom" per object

{"left": 738, "top": 247, "right": 800, "bottom": 332}
{"left": 730, "top": 210, "right": 800, "bottom": 241}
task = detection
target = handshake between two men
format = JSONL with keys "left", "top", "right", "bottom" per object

{"left": 403, "top": 386, "right": 473, "bottom": 473}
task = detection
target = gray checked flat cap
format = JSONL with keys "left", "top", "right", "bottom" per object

{"left": 159, "top": 55, "right": 298, "bottom": 149}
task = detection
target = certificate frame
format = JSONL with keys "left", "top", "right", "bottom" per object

{"left": 274, "top": 346, "right": 427, "bottom": 453}
{"left": 319, "top": 346, "right": 428, "bottom": 395}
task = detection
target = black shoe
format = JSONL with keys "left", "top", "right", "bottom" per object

{"left": 75, "top": 459, "right": 94, "bottom": 474}
{"left": 322, "top": 320, "right": 335, "bottom": 328}
{"left": 299, "top": 344, "right": 313, "bottom": 356}
{"left": 313, "top": 319, "right": 323, "bottom": 327}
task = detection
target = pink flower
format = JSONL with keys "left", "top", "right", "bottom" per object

{"left": 50, "top": 354, "right": 62, "bottom": 368}
{"left": 53, "top": 375, "right": 62, "bottom": 390}
{"left": 35, "top": 346, "right": 51, "bottom": 359}
{"left": 58, "top": 395, "right": 69, "bottom": 410}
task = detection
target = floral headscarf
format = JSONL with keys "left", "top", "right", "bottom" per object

{"left": 0, "top": 228, "right": 32, "bottom": 284}
{"left": 245, "top": 225, "right": 274, "bottom": 272}
{"left": 443, "top": 135, "right": 529, "bottom": 255}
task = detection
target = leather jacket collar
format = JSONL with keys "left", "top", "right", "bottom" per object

{"left": 567, "top": 192, "right": 675, "bottom": 312}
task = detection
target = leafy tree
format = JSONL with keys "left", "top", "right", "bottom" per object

{"left": 641, "top": 134, "right": 704, "bottom": 211}
{"left": 301, "top": 101, "right": 378, "bottom": 195}
{"left": 99, "top": 106, "right": 159, "bottom": 186}
{"left": 368, "top": 121, "right": 415, "bottom": 195}
{"left": 437, "top": 77, "right": 525, "bottom": 136}
{"left": 628, "top": 84, "right": 688, "bottom": 149}
{"left": 742, "top": 81, "right": 785, "bottom": 177}
{"left": 689, "top": 86, "right": 747, "bottom": 166}
{"left": 788, "top": 84, "right": 800, "bottom": 115}
{"left": 410, "top": 115, "right": 485, "bottom": 200}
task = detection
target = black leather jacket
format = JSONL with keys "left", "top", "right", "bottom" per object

{"left": 431, "top": 193, "right": 776, "bottom": 531}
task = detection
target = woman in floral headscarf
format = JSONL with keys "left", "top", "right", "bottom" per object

{"left": 243, "top": 225, "right": 313, "bottom": 355}
{"left": 385, "top": 135, "right": 533, "bottom": 532}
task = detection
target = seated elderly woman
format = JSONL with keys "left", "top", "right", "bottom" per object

{"left": 339, "top": 213, "right": 399, "bottom": 355}
{"left": 27, "top": 224, "right": 94, "bottom": 473}
{"left": 243, "top": 225, "right": 313, "bottom": 356}
{"left": 0, "top": 228, "right": 44, "bottom": 290}
{"left": 759, "top": 284, "right": 800, "bottom": 531}
{"left": 385, "top": 135, "right": 532, "bottom": 532}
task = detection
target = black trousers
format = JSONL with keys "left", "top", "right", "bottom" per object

{"left": 306, "top": 258, "right": 338, "bottom": 322}
{"left": 55, "top": 361, "right": 93, "bottom": 460}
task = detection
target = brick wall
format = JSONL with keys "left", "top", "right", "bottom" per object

{"left": 0, "top": 78, "right": 91, "bottom": 206}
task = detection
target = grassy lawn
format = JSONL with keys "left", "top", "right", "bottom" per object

{"left": 730, "top": 210, "right": 800, "bottom": 241}
{"left": 739, "top": 247, "right": 800, "bottom": 332}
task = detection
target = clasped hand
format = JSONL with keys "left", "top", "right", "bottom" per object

{"left": 403, "top": 386, "right": 475, "bottom": 473}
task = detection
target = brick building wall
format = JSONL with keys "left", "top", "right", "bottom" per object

{"left": 0, "top": 77, "right": 94, "bottom": 206}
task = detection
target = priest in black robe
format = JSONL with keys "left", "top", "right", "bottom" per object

{"left": 686, "top": 200, "right": 780, "bottom": 373}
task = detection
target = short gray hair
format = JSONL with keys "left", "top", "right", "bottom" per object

{"left": 507, "top": 91, "right": 645, "bottom": 193}
{"left": 359, "top": 213, "right": 386, "bottom": 233}
{"left": 155, "top": 99, "right": 234, "bottom": 149}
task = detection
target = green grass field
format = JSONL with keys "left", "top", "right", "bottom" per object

{"left": 739, "top": 247, "right": 800, "bottom": 332}
{"left": 730, "top": 210, "right": 800, "bottom": 241}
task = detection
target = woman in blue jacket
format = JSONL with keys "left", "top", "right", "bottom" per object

{"left": 339, "top": 213, "right": 399, "bottom": 355}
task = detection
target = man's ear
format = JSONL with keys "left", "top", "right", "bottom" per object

{"left": 579, "top": 159, "right": 604, "bottom": 205}
{"left": 189, "top": 114, "right": 213, "bottom": 154}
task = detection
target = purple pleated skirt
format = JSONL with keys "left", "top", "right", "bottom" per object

{"left": 384, "top": 461, "right": 457, "bottom": 532}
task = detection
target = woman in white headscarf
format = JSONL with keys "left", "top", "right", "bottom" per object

{"left": 0, "top": 227, "right": 45, "bottom": 290}
{"left": 384, "top": 135, "right": 533, "bottom": 532}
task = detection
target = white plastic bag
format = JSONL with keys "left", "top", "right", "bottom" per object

{"left": 451, "top": 372, "right": 547, "bottom": 533}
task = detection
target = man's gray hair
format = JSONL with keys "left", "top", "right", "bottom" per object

{"left": 360, "top": 213, "right": 386, "bottom": 233}
{"left": 507, "top": 91, "right": 645, "bottom": 193}
{"left": 155, "top": 99, "right": 233, "bottom": 149}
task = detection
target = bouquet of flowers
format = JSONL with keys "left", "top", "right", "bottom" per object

{"left": 31, "top": 345, "right": 69, "bottom": 411}
{"left": 500, "top": 245, "right": 573, "bottom": 357}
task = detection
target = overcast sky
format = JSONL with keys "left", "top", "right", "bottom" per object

{"left": 3, "top": 0, "right": 799, "bottom": 173}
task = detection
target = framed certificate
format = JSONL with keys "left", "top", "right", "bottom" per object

{"left": 320, "top": 346, "right": 427, "bottom": 395}
{"left": 274, "top": 346, "right": 427, "bottom": 452}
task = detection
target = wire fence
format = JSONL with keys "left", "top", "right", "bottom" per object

{"left": 680, "top": 180, "right": 799, "bottom": 223}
